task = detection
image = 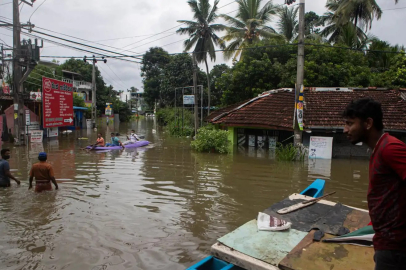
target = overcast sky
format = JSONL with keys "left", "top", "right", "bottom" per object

{"left": 0, "top": 0, "right": 404, "bottom": 92}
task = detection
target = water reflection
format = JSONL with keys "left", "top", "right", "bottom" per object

{"left": 0, "top": 119, "right": 370, "bottom": 269}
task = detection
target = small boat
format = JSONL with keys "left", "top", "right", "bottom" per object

{"left": 85, "top": 141, "right": 150, "bottom": 150}
{"left": 186, "top": 256, "right": 244, "bottom": 270}
{"left": 300, "top": 179, "right": 325, "bottom": 198}
{"left": 187, "top": 180, "right": 325, "bottom": 270}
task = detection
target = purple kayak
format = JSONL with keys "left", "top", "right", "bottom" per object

{"left": 86, "top": 140, "right": 150, "bottom": 150}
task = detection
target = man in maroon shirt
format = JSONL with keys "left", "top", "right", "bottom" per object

{"left": 343, "top": 98, "right": 406, "bottom": 270}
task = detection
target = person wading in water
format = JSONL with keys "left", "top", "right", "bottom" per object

{"left": 29, "top": 152, "right": 58, "bottom": 192}
{"left": 343, "top": 98, "right": 406, "bottom": 270}
{"left": 0, "top": 149, "right": 20, "bottom": 187}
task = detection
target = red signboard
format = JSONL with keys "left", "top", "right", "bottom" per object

{"left": 42, "top": 77, "right": 74, "bottom": 128}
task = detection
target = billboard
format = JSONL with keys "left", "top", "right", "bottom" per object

{"left": 42, "top": 77, "right": 74, "bottom": 128}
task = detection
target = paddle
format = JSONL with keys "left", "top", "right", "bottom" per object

{"left": 277, "top": 191, "right": 336, "bottom": 214}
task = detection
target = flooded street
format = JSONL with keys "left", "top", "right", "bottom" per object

{"left": 0, "top": 119, "right": 369, "bottom": 270}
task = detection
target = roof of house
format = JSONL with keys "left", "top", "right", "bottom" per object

{"left": 208, "top": 89, "right": 406, "bottom": 131}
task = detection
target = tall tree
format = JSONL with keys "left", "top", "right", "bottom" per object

{"left": 304, "top": 11, "right": 322, "bottom": 35}
{"left": 220, "top": 0, "right": 281, "bottom": 61}
{"left": 320, "top": 0, "right": 367, "bottom": 46}
{"left": 176, "top": 0, "right": 225, "bottom": 115}
{"left": 334, "top": 0, "right": 382, "bottom": 31}
{"left": 277, "top": 6, "right": 298, "bottom": 42}
{"left": 141, "top": 47, "right": 171, "bottom": 108}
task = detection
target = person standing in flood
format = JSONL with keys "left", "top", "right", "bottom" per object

{"left": 343, "top": 98, "right": 406, "bottom": 270}
{"left": 0, "top": 149, "right": 20, "bottom": 187}
{"left": 29, "top": 152, "right": 58, "bottom": 192}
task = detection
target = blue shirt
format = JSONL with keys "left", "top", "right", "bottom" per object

{"left": 0, "top": 159, "right": 10, "bottom": 186}
{"left": 111, "top": 137, "right": 120, "bottom": 146}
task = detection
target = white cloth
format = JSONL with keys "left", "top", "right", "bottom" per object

{"left": 257, "top": 212, "right": 291, "bottom": 231}
{"left": 130, "top": 133, "right": 139, "bottom": 142}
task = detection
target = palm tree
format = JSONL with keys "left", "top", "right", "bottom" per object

{"left": 334, "top": 0, "right": 382, "bottom": 31}
{"left": 320, "top": 0, "right": 367, "bottom": 46}
{"left": 220, "top": 0, "right": 281, "bottom": 61}
{"left": 176, "top": 0, "right": 226, "bottom": 115}
{"left": 277, "top": 6, "right": 298, "bottom": 42}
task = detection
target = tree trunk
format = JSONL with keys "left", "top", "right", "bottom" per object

{"left": 204, "top": 58, "right": 211, "bottom": 116}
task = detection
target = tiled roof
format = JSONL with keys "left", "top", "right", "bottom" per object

{"left": 208, "top": 89, "right": 406, "bottom": 131}
{"left": 210, "top": 91, "right": 295, "bottom": 131}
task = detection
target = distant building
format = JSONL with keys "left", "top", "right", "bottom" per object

{"left": 207, "top": 88, "right": 406, "bottom": 158}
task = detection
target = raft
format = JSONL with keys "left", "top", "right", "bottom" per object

{"left": 86, "top": 141, "right": 150, "bottom": 150}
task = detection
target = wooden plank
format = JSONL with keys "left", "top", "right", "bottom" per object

{"left": 279, "top": 231, "right": 374, "bottom": 270}
{"left": 211, "top": 243, "right": 280, "bottom": 270}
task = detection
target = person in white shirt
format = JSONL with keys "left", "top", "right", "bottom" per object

{"left": 123, "top": 130, "right": 140, "bottom": 145}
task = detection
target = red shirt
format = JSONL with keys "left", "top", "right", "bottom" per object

{"left": 369, "top": 133, "right": 406, "bottom": 251}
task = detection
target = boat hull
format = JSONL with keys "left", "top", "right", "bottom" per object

{"left": 86, "top": 141, "right": 150, "bottom": 150}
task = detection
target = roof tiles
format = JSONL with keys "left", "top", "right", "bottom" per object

{"left": 208, "top": 90, "right": 406, "bottom": 131}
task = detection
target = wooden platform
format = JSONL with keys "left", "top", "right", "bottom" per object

{"left": 211, "top": 194, "right": 371, "bottom": 270}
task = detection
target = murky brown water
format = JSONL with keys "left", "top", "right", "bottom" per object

{"left": 0, "top": 119, "right": 370, "bottom": 270}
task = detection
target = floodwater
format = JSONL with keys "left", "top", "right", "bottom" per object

{"left": 0, "top": 118, "right": 370, "bottom": 270}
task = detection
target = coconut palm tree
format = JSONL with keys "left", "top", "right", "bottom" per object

{"left": 176, "top": 0, "right": 226, "bottom": 115}
{"left": 334, "top": 0, "right": 382, "bottom": 31}
{"left": 220, "top": 0, "right": 281, "bottom": 61}
{"left": 320, "top": 0, "right": 367, "bottom": 46}
{"left": 277, "top": 6, "right": 299, "bottom": 42}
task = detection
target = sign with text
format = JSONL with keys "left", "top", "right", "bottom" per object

{"left": 31, "top": 130, "right": 43, "bottom": 143}
{"left": 30, "top": 92, "right": 42, "bottom": 101}
{"left": 25, "top": 109, "right": 31, "bottom": 126}
{"left": 42, "top": 77, "right": 74, "bottom": 128}
{"left": 105, "top": 103, "right": 112, "bottom": 116}
{"left": 47, "top": 127, "right": 59, "bottom": 138}
{"left": 28, "top": 121, "right": 40, "bottom": 134}
{"left": 183, "top": 95, "right": 195, "bottom": 105}
{"left": 309, "top": 136, "right": 333, "bottom": 160}
{"left": 296, "top": 84, "right": 304, "bottom": 131}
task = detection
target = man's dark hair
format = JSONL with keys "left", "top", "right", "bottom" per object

{"left": 343, "top": 98, "right": 384, "bottom": 131}
{"left": 39, "top": 156, "right": 47, "bottom": 161}
{"left": 111, "top": 132, "right": 115, "bottom": 135}
{"left": 131, "top": 130, "right": 135, "bottom": 132}
{"left": 116, "top": 133, "right": 120, "bottom": 136}
{"left": 1, "top": 149, "right": 9, "bottom": 157}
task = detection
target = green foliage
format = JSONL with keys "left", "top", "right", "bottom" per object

{"left": 156, "top": 107, "right": 195, "bottom": 137}
{"left": 209, "top": 64, "right": 231, "bottom": 106}
{"left": 275, "top": 143, "right": 305, "bottom": 161}
{"left": 191, "top": 125, "right": 230, "bottom": 154}
{"left": 218, "top": 40, "right": 375, "bottom": 106}
{"left": 142, "top": 48, "right": 207, "bottom": 108}
{"left": 24, "top": 64, "right": 56, "bottom": 92}
{"left": 73, "top": 94, "right": 86, "bottom": 107}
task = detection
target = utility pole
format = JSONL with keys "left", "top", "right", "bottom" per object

{"left": 287, "top": 0, "right": 305, "bottom": 144}
{"left": 13, "top": 0, "right": 22, "bottom": 145}
{"left": 84, "top": 55, "right": 106, "bottom": 129}
{"left": 192, "top": 53, "right": 198, "bottom": 137}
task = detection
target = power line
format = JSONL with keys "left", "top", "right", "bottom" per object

{"left": 0, "top": 2, "right": 12, "bottom": 6}
{"left": 382, "top": 6, "right": 406, "bottom": 11}
{"left": 106, "top": 63, "right": 128, "bottom": 89}
{"left": 1, "top": 26, "right": 142, "bottom": 64}
{"left": 0, "top": 18, "right": 142, "bottom": 60}
{"left": 97, "top": 64, "right": 125, "bottom": 89}
{"left": 29, "top": 0, "right": 49, "bottom": 21}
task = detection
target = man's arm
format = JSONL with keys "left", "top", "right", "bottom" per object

{"left": 382, "top": 142, "right": 406, "bottom": 181}
{"left": 50, "top": 176, "right": 58, "bottom": 190}
{"left": 29, "top": 176, "right": 33, "bottom": 189}
{"left": 5, "top": 170, "right": 20, "bottom": 185}
{"left": 48, "top": 166, "right": 58, "bottom": 189}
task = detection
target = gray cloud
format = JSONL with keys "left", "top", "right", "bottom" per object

{"left": 0, "top": 0, "right": 404, "bottom": 91}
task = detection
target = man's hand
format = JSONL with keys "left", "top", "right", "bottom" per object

{"left": 55, "top": 185, "right": 59, "bottom": 190}
{"left": 28, "top": 184, "right": 32, "bottom": 190}
{"left": 15, "top": 180, "right": 20, "bottom": 185}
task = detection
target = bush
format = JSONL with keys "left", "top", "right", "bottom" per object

{"left": 157, "top": 107, "right": 195, "bottom": 137}
{"left": 275, "top": 143, "right": 306, "bottom": 161}
{"left": 191, "top": 125, "right": 230, "bottom": 154}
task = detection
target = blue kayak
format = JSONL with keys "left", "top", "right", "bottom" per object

{"left": 300, "top": 179, "right": 325, "bottom": 198}
{"left": 86, "top": 141, "right": 150, "bottom": 150}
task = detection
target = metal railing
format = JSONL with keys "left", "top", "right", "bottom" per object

{"left": 62, "top": 79, "right": 92, "bottom": 90}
